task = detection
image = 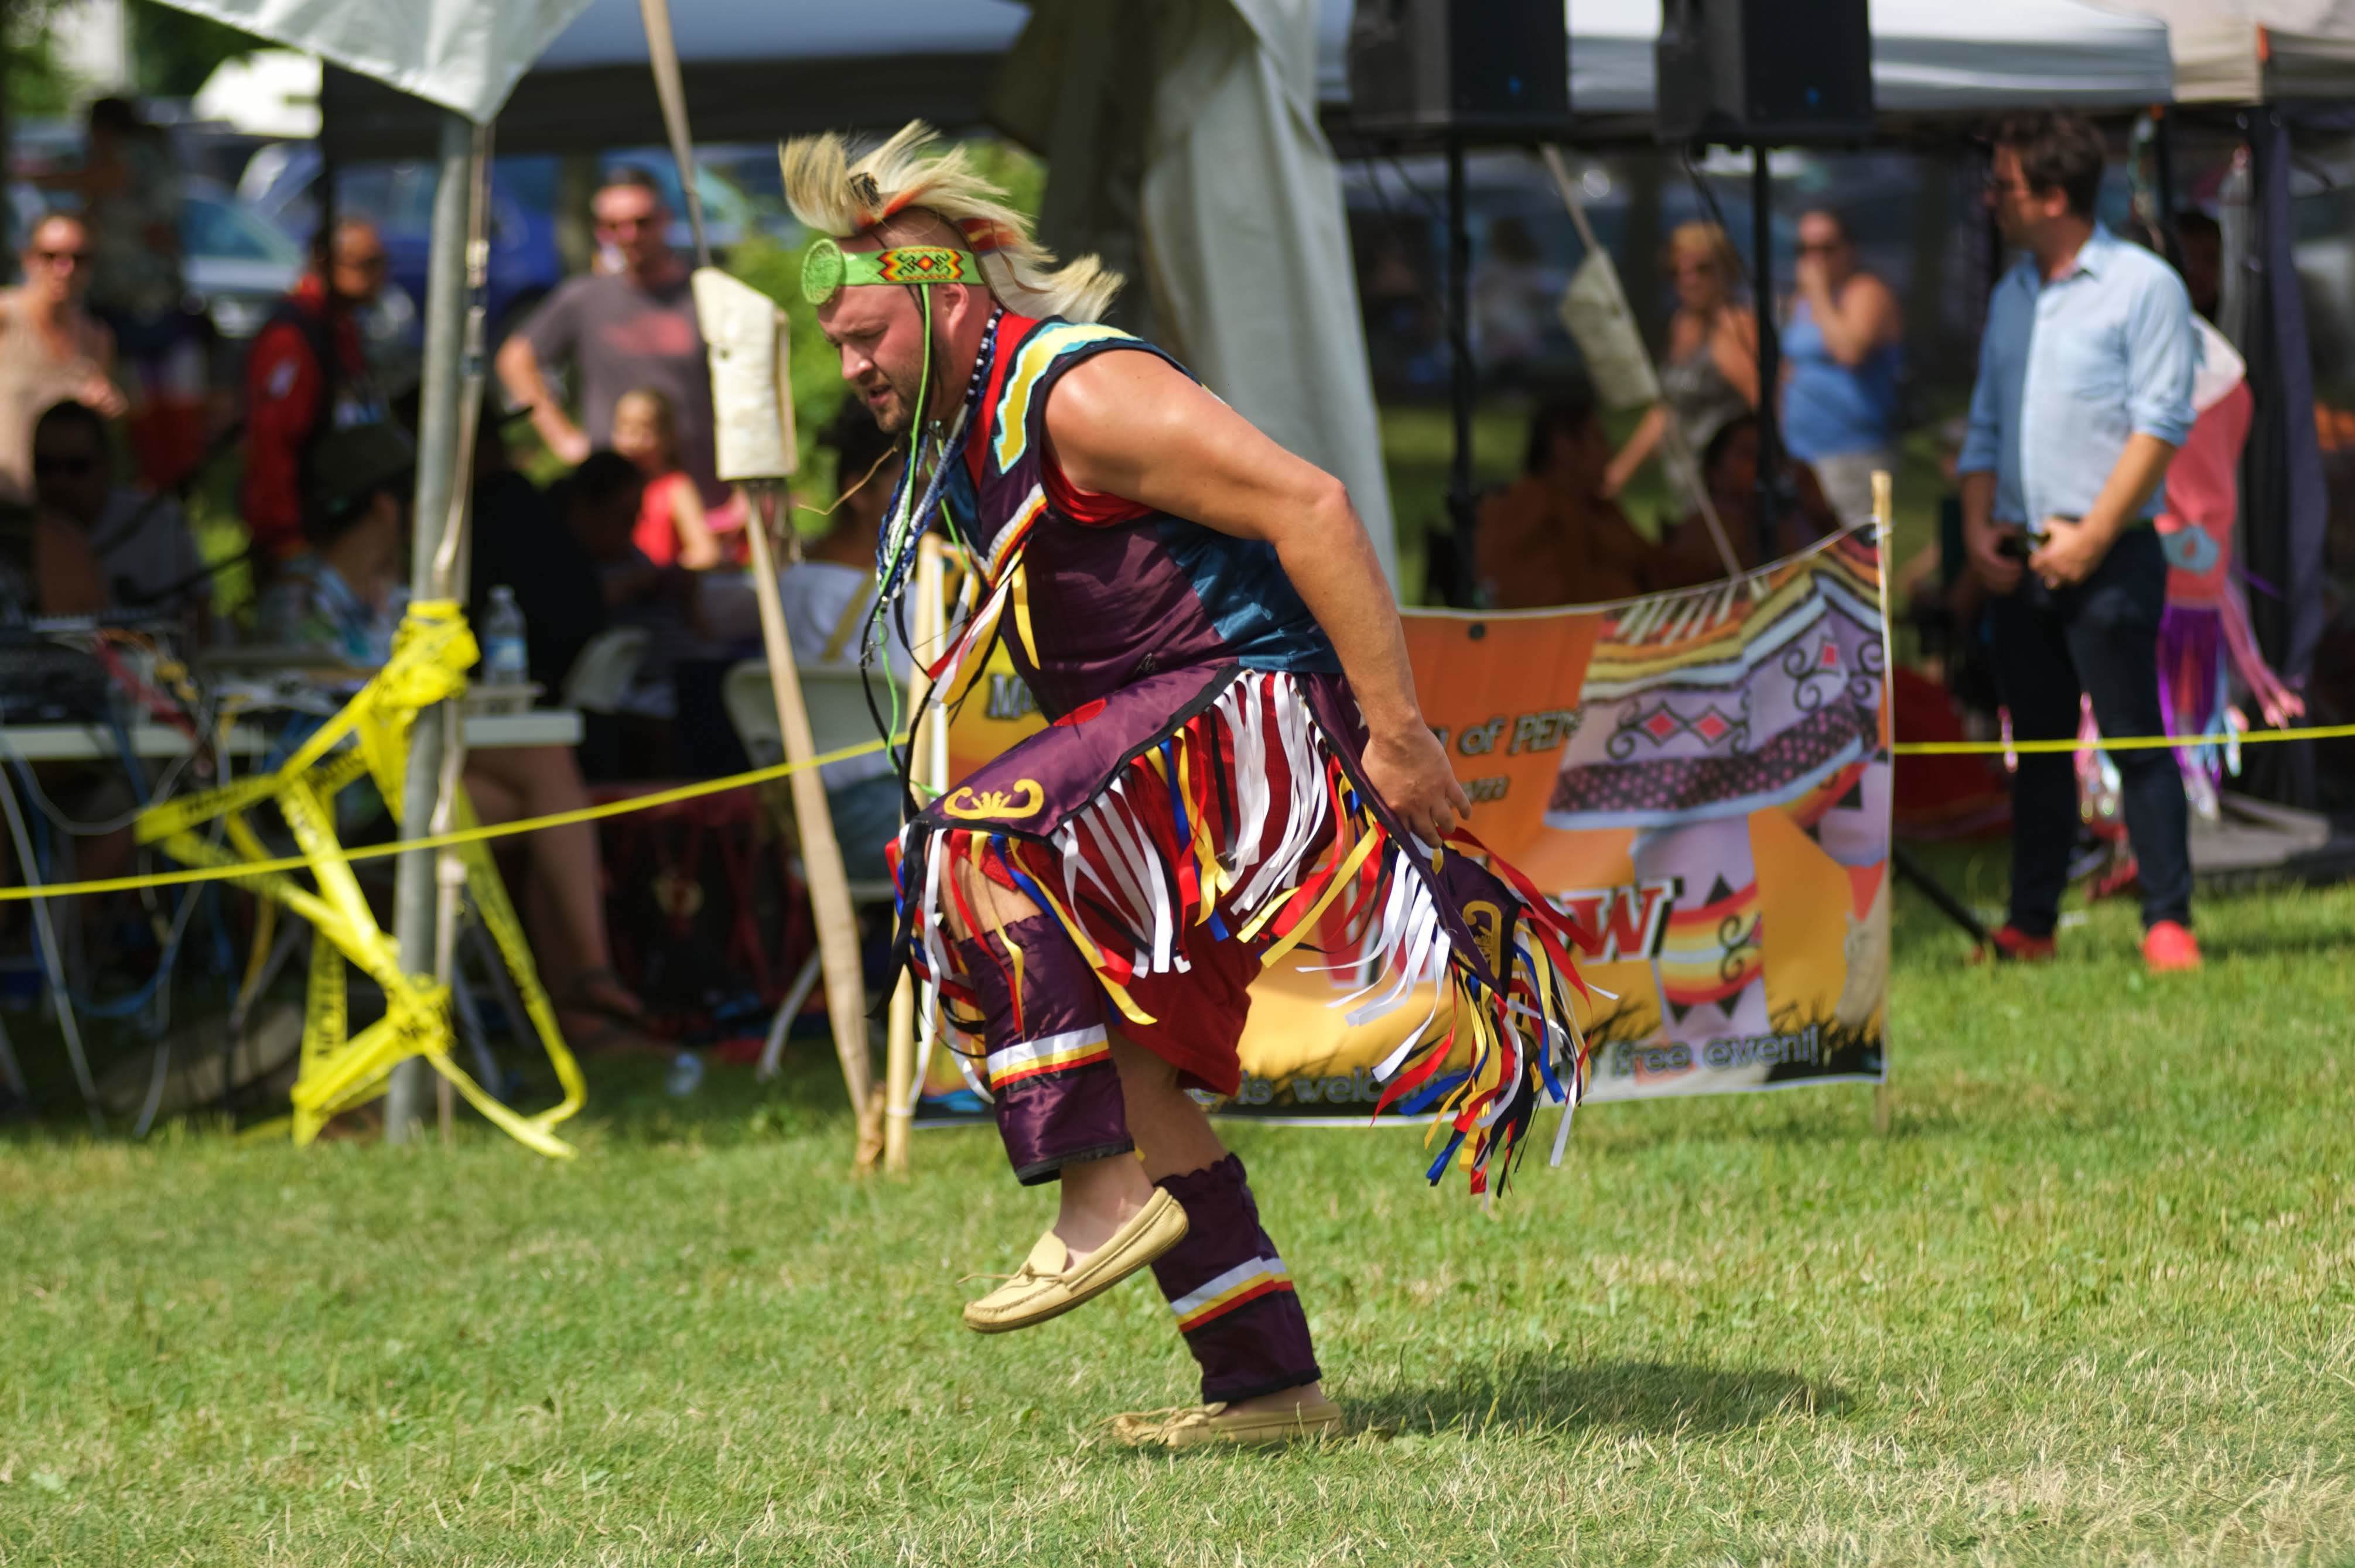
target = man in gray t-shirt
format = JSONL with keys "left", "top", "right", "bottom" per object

{"left": 495, "top": 168, "right": 725, "bottom": 505}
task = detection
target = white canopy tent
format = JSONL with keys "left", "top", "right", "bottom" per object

{"left": 1560, "top": 0, "right": 2176, "bottom": 117}
{"left": 2093, "top": 0, "right": 2355, "bottom": 102}
{"left": 307, "top": 0, "right": 2181, "bottom": 153}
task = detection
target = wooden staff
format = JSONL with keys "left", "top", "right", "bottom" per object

{"left": 746, "top": 484, "right": 883, "bottom": 1163}
{"left": 640, "top": 0, "right": 881, "bottom": 1164}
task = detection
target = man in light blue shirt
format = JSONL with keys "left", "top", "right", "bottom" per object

{"left": 1957, "top": 110, "right": 2200, "bottom": 974}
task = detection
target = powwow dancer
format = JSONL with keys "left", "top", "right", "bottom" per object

{"left": 781, "top": 124, "right": 1592, "bottom": 1447}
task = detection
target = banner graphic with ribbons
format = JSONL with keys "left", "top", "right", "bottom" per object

{"left": 925, "top": 528, "right": 1893, "bottom": 1122}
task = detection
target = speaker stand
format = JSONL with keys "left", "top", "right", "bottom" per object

{"left": 1443, "top": 135, "right": 1478, "bottom": 607}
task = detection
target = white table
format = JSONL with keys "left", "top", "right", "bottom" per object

{"left": 0, "top": 709, "right": 583, "bottom": 762}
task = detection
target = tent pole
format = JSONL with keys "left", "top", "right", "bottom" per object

{"left": 1749, "top": 144, "right": 1782, "bottom": 565}
{"left": 385, "top": 110, "right": 479, "bottom": 1142}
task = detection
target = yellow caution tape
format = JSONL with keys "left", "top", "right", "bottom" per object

{"left": 120, "top": 600, "right": 599, "bottom": 1156}
{"left": 3, "top": 727, "right": 898, "bottom": 903}
{"left": 1889, "top": 721, "right": 2355, "bottom": 756}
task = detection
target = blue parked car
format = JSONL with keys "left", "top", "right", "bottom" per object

{"left": 238, "top": 145, "right": 791, "bottom": 344}
{"left": 238, "top": 144, "right": 560, "bottom": 342}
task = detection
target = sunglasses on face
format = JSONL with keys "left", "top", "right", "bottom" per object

{"left": 34, "top": 454, "right": 96, "bottom": 477}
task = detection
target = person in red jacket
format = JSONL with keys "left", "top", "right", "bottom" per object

{"left": 240, "top": 218, "right": 390, "bottom": 564}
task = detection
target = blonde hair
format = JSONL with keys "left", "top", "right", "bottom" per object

{"left": 1664, "top": 221, "right": 1739, "bottom": 286}
{"left": 613, "top": 386, "right": 681, "bottom": 467}
{"left": 779, "top": 121, "right": 1121, "bottom": 324}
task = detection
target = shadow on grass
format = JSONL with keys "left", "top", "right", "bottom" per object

{"left": 1355, "top": 1351, "right": 1844, "bottom": 1440}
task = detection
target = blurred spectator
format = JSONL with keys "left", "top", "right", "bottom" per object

{"left": 700, "top": 403, "right": 908, "bottom": 881}
{"left": 259, "top": 423, "right": 654, "bottom": 1049}
{"left": 1360, "top": 231, "right": 1443, "bottom": 393}
{"left": 0, "top": 496, "right": 105, "bottom": 619}
{"left": 1605, "top": 222, "right": 1757, "bottom": 510}
{"left": 610, "top": 386, "right": 741, "bottom": 567}
{"left": 497, "top": 169, "right": 725, "bottom": 509}
{"left": 37, "top": 99, "right": 183, "bottom": 335}
{"left": 1650, "top": 417, "right": 1837, "bottom": 589}
{"left": 241, "top": 218, "right": 392, "bottom": 566}
{"left": 2175, "top": 210, "right": 2222, "bottom": 322}
{"left": 30, "top": 399, "right": 207, "bottom": 629}
{"left": 1783, "top": 207, "right": 1903, "bottom": 528}
{"left": 1958, "top": 109, "right": 2197, "bottom": 971}
{"left": 560, "top": 449, "right": 712, "bottom": 743}
{"left": 0, "top": 214, "right": 124, "bottom": 505}
{"left": 1475, "top": 390, "right": 1656, "bottom": 608}
{"left": 36, "top": 97, "right": 201, "bottom": 491}
{"left": 470, "top": 404, "right": 606, "bottom": 698}
{"left": 1471, "top": 216, "right": 1554, "bottom": 386}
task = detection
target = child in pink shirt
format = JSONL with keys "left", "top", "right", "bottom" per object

{"left": 610, "top": 386, "right": 745, "bottom": 566}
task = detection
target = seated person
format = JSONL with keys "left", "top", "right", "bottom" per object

{"left": 31, "top": 399, "right": 208, "bottom": 632}
{"left": 471, "top": 403, "right": 606, "bottom": 700}
{"left": 1650, "top": 417, "right": 1841, "bottom": 590}
{"left": 700, "top": 401, "right": 909, "bottom": 882}
{"left": 560, "top": 449, "right": 711, "bottom": 729}
{"left": 0, "top": 491, "right": 105, "bottom": 621}
{"left": 1476, "top": 390, "right": 1659, "bottom": 608}
{"left": 0, "top": 470, "right": 115, "bottom": 906}
{"left": 255, "top": 424, "right": 655, "bottom": 1050}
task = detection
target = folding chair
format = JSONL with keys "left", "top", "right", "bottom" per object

{"left": 720, "top": 659, "right": 900, "bottom": 1080}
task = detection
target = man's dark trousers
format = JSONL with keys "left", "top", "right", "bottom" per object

{"left": 1985, "top": 525, "right": 2191, "bottom": 936}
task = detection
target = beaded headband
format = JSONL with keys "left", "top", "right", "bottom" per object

{"left": 800, "top": 237, "right": 983, "bottom": 305}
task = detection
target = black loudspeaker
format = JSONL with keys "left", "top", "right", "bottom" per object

{"left": 1656, "top": 0, "right": 1874, "bottom": 146}
{"left": 1347, "top": 0, "right": 1570, "bottom": 139}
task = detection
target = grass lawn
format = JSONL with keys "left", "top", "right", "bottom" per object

{"left": 3, "top": 850, "right": 2352, "bottom": 1566}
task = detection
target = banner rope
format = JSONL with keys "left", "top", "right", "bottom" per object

{"left": 2, "top": 723, "right": 2347, "bottom": 906}
{"left": 1885, "top": 723, "right": 2355, "bottom": 756}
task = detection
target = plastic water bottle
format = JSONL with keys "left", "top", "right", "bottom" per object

{"left": 665, "top": 1049, "right": 705, "bottom": 1098}
{"left": 481, "top": 585, "right": 528, "bottom": 708}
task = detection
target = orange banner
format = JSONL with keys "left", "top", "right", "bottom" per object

{"left": 922, "top": 530, "right": 1891, "bottom": 1118}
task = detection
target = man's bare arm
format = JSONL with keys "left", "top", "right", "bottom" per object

{"left": 1044, "top": 350, "right": 1471, "bottom": 841}
{"left": 493, "top": 335, "right": 590, "bottom": 464}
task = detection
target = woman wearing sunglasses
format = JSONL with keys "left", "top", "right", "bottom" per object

{"left": 1602, "top": 221, "right": 1759, "bottom": 518}
{"left": 1783, "top": 207, "right": 1903, "bottom": 529}
{"left": 0, "top": 212, "right": 126, "bottom": 505}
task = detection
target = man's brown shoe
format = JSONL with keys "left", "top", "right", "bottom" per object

{"left": 1110, "top": 1397, "right": 1345, "bottom": 1449}
{"left": 963, "top": 1187, "right": 1188, "bottom": 1334}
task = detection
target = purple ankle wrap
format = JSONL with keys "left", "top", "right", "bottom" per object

{"left": 1149, "top": 1153, "right": 1321, "bottom": 1403}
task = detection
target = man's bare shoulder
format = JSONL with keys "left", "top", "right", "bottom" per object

{"left": 1041, "top": 345, "right": 1201, "bottom": 447}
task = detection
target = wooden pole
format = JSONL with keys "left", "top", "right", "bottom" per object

{"left": 881, "top": 536, "right": 947, "bottom": 1173}
{"left": 1871, "top": 466, "right": 1895, "bottom": 1140}
{"left": 747, "top": 485, "right": 881, "bottom": 1163}
{"left": 638, "top": 0, "right": 878, "bottom": 1163}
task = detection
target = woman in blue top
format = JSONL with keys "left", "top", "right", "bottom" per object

{"left": 1782, "top": 208, "right": 1902, "bottom": 528}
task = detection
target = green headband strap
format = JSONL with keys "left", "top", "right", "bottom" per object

{"left": 801, "top": 237, "right": 984, "bottom": 304}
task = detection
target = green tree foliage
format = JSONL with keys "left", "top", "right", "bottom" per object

{"left": 5, "top": 0, "right": 80, "bottom": 116}
{"left": 129, "top": 0, "right": 262, "bottom": 97}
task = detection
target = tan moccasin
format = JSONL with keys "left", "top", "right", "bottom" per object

{"left": 962, "top": 1187, "right": 1188, "bottom": 1334}
{"left": 1110, "top": 1397, "right": 1345, "bottom": 1449}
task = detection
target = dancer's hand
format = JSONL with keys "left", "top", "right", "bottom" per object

{"left": 1362, "top": 724, "right": 1472, "bottom": 846}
